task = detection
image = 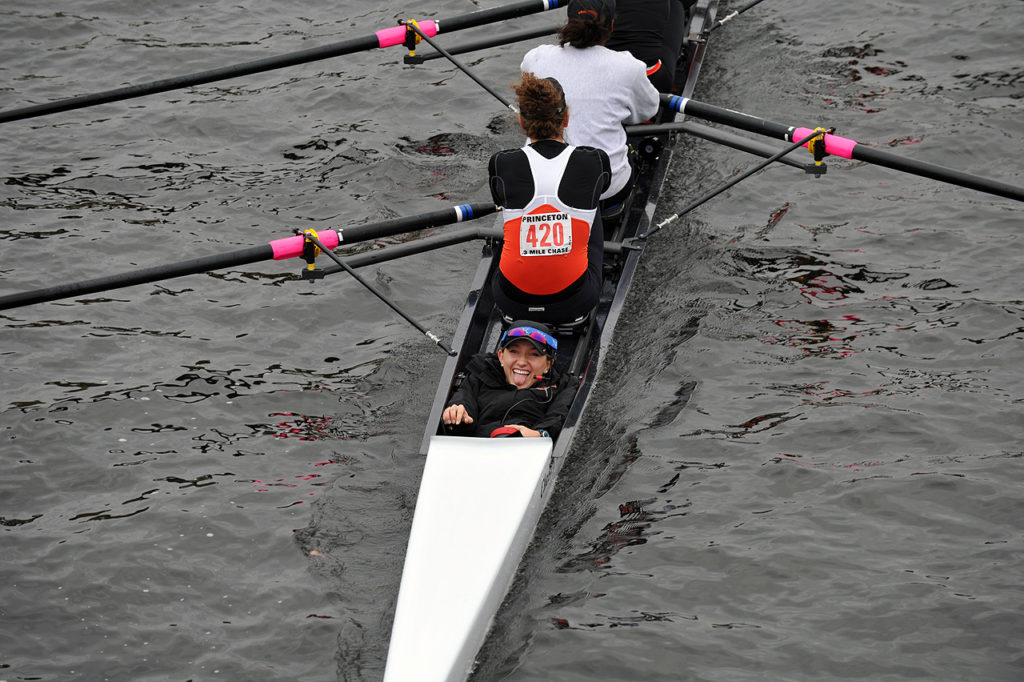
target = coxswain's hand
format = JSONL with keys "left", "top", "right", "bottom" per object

{"left": 505, "top": 424, "right": 541, "bottom": 438}
{"left": 443, "top": 404, "right": 474, "bottom": 426}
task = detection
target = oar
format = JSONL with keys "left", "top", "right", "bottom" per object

{"left": 711, "top": 0, "right": 770, "bottom": 31}
{"left": 661, "top": 94, "right": 1024, "bottom": 202}
{"left": 337, "top": 202, "right": 494, "bottom": 243}
{"left": 402, "top": 20, "right": 518, "bottom": 112}
{"left": 643, "top": 129, "right": 822, "bottom": 238}
{"left": 302, "top": 232, "right": 456, "bottom": 356}
{"left": 0, "top": 202, "right": 495, "bottom": 311}
{"left": 0, "top": 0, "right": 565, "bottom": 124}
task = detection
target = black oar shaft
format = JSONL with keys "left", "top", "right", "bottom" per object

{"left": 0, "top": 245, "right": 271, "bottom": 311}
{"left": 0, "top": 0, "right": 564, "bottom": 124}
{"left": 662, "top": 94, "right": 1024, "bottom": 202}
{"left": 848, "top": 145, "right": 1023, "bottom": 201}
{"left": 663, "top": 95, "right": 792, "bottom": 139}
{"left": 0, "top": 203, "right": 497, "bottom": 311}
{"left": 0, "top": 36, "right": 381, "bottom": 124}
{"left": 339, "top": 202, "right": 496, "bottom": 244}
{"left": 438, "top": 0, "right": 565, "bottom": 33}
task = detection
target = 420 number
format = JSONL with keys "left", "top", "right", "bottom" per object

{"left": 525, "top": 221, "right": 566, "bottom": 248}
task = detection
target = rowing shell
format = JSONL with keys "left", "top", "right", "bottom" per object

{"left": 384, "top": 2, "right": 720, "bottom": 679}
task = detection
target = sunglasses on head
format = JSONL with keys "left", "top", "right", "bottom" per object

{"left": 501, "top": 326, "right": 558, "bottom": 353}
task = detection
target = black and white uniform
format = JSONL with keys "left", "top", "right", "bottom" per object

{"left": 488, "top": 139, "right": 611, "bottom": 324}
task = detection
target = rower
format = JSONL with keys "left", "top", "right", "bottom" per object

{"left": 442, "top": 321, "right": 579, "bottom": 439}
{"left": 520, "top": 0, "right": 660, "bottom": 211}
{"left": 605, "top": 0, "right": 697, "bottom": 93}
{"left": 489, "top": 72, "right": 609, "bottom": 326}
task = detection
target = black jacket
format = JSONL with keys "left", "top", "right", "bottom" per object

{"left": 444, "top": 353, "right": 579, "bottom": 440}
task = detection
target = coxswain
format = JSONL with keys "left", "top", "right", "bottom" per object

{"left": 489, "top": 72, "right": 610, "bottom": 325}
{"left": 442, "top": 322, "right": 578, "bottom": 439}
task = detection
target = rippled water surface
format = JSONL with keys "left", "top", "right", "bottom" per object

{"left": 2, "top": 1, "right": 1022, "bottom": 680}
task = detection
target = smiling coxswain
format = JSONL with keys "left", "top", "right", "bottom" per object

{"left": 441, "top": 322, "right": 579, "bottom": 439}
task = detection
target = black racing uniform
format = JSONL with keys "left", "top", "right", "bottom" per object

{"left": 443, "top": 353, "right": 580, "bottom": 440}
{"left": 605, "top": 0, "right": 694, "bottom": 92}
{"left": 488, "top": 139, "right": 611, "bottom": 324}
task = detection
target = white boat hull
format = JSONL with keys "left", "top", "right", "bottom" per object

{"left": 383, "top": 435, "right": 553, "bottom": 682}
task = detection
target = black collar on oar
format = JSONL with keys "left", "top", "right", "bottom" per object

{"left": 0, "top": 0, "right": 564, "bottom": 124}
{"left": 661, "top": 94, "right": 1024, "bottom": 203}
{"left": 640, "top": 128, "right": 825, "bottom": 240}
{"left": 401, "top": 20, "right": 519, "bottom": 113}
{"left": 0, "top": 202, "right": 495, "bottom": 313}
{"left": 300, "top": 230, "right": 456, "bottom": 356}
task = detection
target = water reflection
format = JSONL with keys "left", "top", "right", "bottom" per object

{"left": 730, "top": 246, "right": 910, "bottom": 304}
{"left": 560, "top": 494, "right": 694, "bottom": 574}
{"left": 768, "top": 317, "right": 859, "bottom": 358}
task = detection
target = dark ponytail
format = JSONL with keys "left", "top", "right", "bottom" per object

{"left": 557, "top": 11, "right": 614, "bottom": 49}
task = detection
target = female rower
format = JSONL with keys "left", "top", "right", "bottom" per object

{"left": 489, "top": 72, "right": 610, "bottom": 325}
{"left": 520, "top": 0, "right": 660, "bottom": 205}
{"left": 442, "top": 322, "right": 578, "bottom": 439}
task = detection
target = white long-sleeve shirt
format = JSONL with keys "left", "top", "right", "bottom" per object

{"left": 521, "top": 43, "right": 660, "bottom": 199}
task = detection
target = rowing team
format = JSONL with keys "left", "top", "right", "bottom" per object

{"left": 443, "top": 0, "right": 694, "bottom": 439}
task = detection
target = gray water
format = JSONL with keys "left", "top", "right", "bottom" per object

{"left": 2, "top": 1, "right": 1022, "bottom": 680}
